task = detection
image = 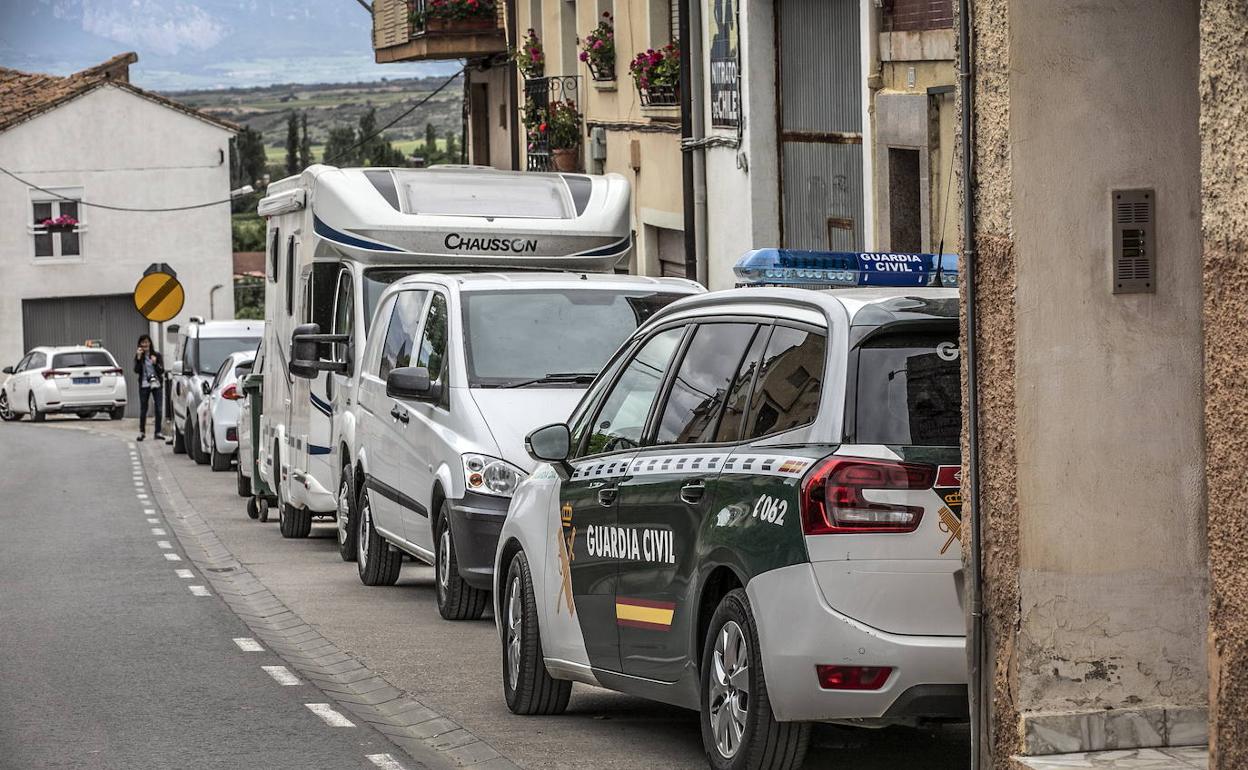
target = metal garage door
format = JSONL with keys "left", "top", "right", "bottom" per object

{"left": 22, "top": 294, "right": 150, "bottom": 417}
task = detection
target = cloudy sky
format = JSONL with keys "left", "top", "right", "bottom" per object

{"left": 0, "top": 0, "right": 460, "bottom": 90}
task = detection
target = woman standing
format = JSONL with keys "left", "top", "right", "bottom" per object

{"left": 133, "top": 334, "right": 166, "bottom": 442}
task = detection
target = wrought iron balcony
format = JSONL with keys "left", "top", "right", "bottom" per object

{"left": 524, "top": 76, "right": 581, "bottom": 172}
{"left": 373, "top": 0, "right": 507, "bottom": 63}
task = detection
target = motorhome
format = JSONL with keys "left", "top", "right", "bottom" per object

{"left": 255, "top": 165, "right": 636, "bottom": 539}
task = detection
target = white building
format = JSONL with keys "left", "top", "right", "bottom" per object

{"left": 0, "top": 53, "right": 237, "bottom": 412}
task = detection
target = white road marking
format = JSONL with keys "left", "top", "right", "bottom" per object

{"left": 305, "top": 703, "right": 354, "bottom": 727}
{"left": 150, "top": 527, "right": 166, "bottom": 535}
{"left": 263, "top": 665, "right": 301, "bottom": 686}
{"left": 175, "top": 569, "right": 195, "bottom": 579}
{"left": 157, "top": 540, "right": 172, "bottom": 549}
{"left": 163, "top": 553, "right": 181, "bottom": 561}
{"left": 143, "top": 508, "right": 155, "bottom": 515}
{"left": 136, "top": 493, "right": 149, "bottom": 500}
{"left": 188, "top": 585, "right": 210, "bottom": 597}
{"left": 146, "top": 517, "right": 159, "bottom": 523}
{"left": 233, "top": 637, "right": 264, "bottom": 652}
{"left": 366, "top": 755, "right": 407, "bottom": 770}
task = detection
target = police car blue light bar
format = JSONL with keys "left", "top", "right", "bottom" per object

{"left": 733, "top": 249, "right": 959, "bottom": 289}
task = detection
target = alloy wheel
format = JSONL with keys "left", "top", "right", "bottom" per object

{"left": 0, "top": 392, "right": 12, "bottom": 421}
{"left": 506, "top": 575, "right": 522, "bottom": 691}
{"left": 437, "top": 527, "right": 451, "bottom": 600}
{"left": 708, "top": 620, "right": 751, "bottom": 759}
{"left": 358, "top": 498, "right": 371, "bottom": 569}
{"left": 337, "top": 479, "right": 350, "bottom": 546}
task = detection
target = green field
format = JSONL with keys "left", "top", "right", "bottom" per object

{"left": 263, "top": 138, "right": 450, "bottom": 165}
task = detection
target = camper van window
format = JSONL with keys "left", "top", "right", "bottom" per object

{"left": 310, "top": 262, "right": 339, "bottom": 333}
{"left": 378, "top": 290, "right": 428, "bottom": 381}
{"left": 397, "top": 170, "right": 572, "bottom": 219}
{"left": 362, "top": 268, "right": 416, "bottom": 332}
{"left": 461, "top": 289, "right": 688, "bottom": 388}
{"left": 333, "top": 271, "right": 354, "bottom": 338}
{"left": 269, "top": 228, "right": 280, "bottom": 282}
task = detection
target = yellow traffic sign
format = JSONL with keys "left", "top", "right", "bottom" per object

{"left": 133, "top": 271, "right": 185, "bottom": 322}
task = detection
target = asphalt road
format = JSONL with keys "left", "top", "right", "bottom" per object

{"left": 0, "top": 416, "right": 971, "bottom": 769}
{"left": 0, "top": 421, "right": 407, "bottom": 770}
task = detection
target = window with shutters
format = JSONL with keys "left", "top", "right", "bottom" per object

{"left": 30, "top": 187, "right": 84, "bottom": 261}
{"left": 647, "top": 0, "right": 679, "bottom": 46}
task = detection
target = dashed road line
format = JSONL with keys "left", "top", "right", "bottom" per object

{"left": 151, "top": 527, "right": 167, "bottom": 535}
{"left": 163, "top": 553, "right": 181, "bottom": 561}
{"left": 157, "top": 540, "right": 172, "bottom": 549}
{"left": 263, "top": 665, "right": 301, "bottom": 686}
{"left": 188, "top": 585, "right": 210, "bottom": 597}
{"left": 234, "top": 637, "right": 264, "bottom": 652}
{"left": 147, "top": 518, "right": 160, "bottom": 524}
{"left": 143, "top": 508, "right": 155, "bottom": 515}
{"left": 305, "top": 703, "right": 355, "bottom": 727}
{"left": 175, "top": 569, "right": 195, "bottom": 579}
{"left": 366, "top": 755, "right": 407, "bottom": 770}
{"left": 136, "top": 493, "right": 149, "bottom": 500}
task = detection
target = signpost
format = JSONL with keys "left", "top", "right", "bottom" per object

{"left": 134, "top": 263, "right": 184, "bottom": 440}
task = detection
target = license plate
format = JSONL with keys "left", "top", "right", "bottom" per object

{"left": 72, "top": 377, "right": 100, "bottom": 385}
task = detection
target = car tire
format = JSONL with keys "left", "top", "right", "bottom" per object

{"left": 278, "top": 502, "right": 312, "bottom": 538}
{"left": 172, "top": 424, "right": 186, "bottom": 454}
{"left": 29, "top": 395, "right": 45, "bottom": 422}
{"left": 435, "top": 503, "right": 488, "bottom": 621}
{"left": 236, "top": 461, "right": 252, "bottom": 497}
{"left": 189, "top": 418, "right": 208, "bottom": 465}
{"left": 356, "top": 487, "right": 400, "bottom": 586}
{"left": 246, "top": 496, "right": 261, "bottom": 520}
{"left": 0, "top": 392, "right": 16, "bottom": 422}
{"left": 336, "top": 469, "right": 358, "bottom": 563}
{"left": 210, "top": 435, "right": 232, "bottom": 472}
{"left": 501, "top": 550, "right": 572, "bottom": 715}
{"left": 109, "top": 407, "right": 124, "bottom": 421}
{"left": 700, "top": 589, "right": 810, "bottom": 770}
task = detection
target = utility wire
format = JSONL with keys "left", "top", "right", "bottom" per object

{"left": 0, "top": 67, "right": 466, "bottom": 213}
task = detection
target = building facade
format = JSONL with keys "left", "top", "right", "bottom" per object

{"left": 961, "top": 1, "right": 1248, "bottom": 766}
{"left": 0, "top": 54, "right": 237, "bottom": 413}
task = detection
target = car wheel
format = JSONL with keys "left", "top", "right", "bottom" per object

{"left": 210, "top": 434, "right": 232, "bottom": 472}
{"left": 29, "top": 395, "right": 45, "bottom": 422}
{"left": 109, "top": 407, "right": 124, "bottom": 420}
{"left": 435, "top": 503, "right": 488, "bottom": 621}
{"left": 700, "top": 589, "right": 810, "bottom": 770}
{"left": 172, "top": 423, "right": 186, "bottom": 454}
{"left": 501, "top": 550, "right": 571, "bottom": 715}
{"left": 336, "top": 470, "right": 358, "bottom": 562}
{"left": 236, "top": 461, "right": 252, "bottom": 498}
{"left": 356, "top": 487, "right": 400, "bottom": 586}
{"left": 0, "top": 392, "right": 17, "bottom": 422}
{"left": 246, "top": 496, "right": 261, "bottom": 520}
{"left": 189, "top": 418, "right": 208, "bottom": 465}
{"left": 278, "top": 502, "right": 312, "bottom": 538}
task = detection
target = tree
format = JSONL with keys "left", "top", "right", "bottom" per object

{"left": 299, "top": 112, "right": 313, "bottom": 169}
{"left": 357, "top": 107, "right": 381, "bottom": 165}
{"left": 424, "top": 122, "right": 438, "bottom": 156}
{"left": 230, "top": 126, "right": 267, "bottom": 188}
{"left": 445, "top": 130, "right": 460, "bottom": 163}
{"left": 324, "top": 126, "right": 358, "bottom": 166}
{"left": 285, "top": 111, "right": 299, "bottom": 176}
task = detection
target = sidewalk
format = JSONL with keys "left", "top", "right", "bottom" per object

{"left": 1016, "top": 746, "right": 1208, "bottom": 769}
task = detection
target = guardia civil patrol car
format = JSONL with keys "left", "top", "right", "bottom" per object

{"left": 494, "top": 250, "right": 966, "bottom": 770}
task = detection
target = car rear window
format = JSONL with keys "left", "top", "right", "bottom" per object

{"left": 852, "top": 331, "right": 960, "bottom": 446}
{"left": 53, "top": 351, "right": 115, "bottom": 368}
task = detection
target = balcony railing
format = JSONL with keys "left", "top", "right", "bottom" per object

{"left": 373, "top": 0, "right": 506, "bottom": 63}
{"left": 524, "top": 75, "right": 581, "bottom": 172}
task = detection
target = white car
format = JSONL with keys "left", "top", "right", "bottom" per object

{"left": 298, "top": 272, "right": 702, "bottom": 621}
{"left": 0, "top": 345, "right": 127, "bottom": 422}
{"left": 170, "top": 318, "right": 263, "bottom": 465}
{"left": 196, "top": 350, "right": 256, "bottom": 472}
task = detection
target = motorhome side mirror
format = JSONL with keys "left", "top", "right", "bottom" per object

{"left": 386, "top": 367, "right": 441, "bottom": 402}
{"left": 526, "top": 423, "right": 573, "bottom": 479}
{"left": 290, "top": 323, "right": 321, "bottom": 379}
{"left": 1, "top": 366, "right": 12, "bottom": 375}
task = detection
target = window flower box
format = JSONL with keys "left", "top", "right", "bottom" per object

{"left": 630, "top": 42, "right": 681, "bottom": 108}
{"left": 410, "top": 0, "right": 496, "bottom": 33}
{"left": 579, "top": 13, "right": 616, "bottom": 82}
{"left": 40, "top": 215, "right": 80, "bottom": 233}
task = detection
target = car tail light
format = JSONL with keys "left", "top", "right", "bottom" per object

{"left": 800, "top": 457, "right": 935, "bottom": 534}
{"left": 226, "top": 427, "right": 238, "bottom": 442}
{"left": 221, "top": 384, "right": 241, "bottom": 400}
{"left": 816, "top": 665, "right": 893, "bottom": 690}
{"left": 42, "top": 369, "right": 70, "bottom": 379}
{"left": 103, "top": 367, "right": 123, "bottom": 375}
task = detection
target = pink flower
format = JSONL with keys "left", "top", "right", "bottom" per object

{"left": 579, "top": 51, "right": 588, "bottom": 61}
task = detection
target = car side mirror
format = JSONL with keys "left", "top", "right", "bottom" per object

{"left": 176, "top": 359, "right": 190, "bottom": 376}
{"left": 386, "top": 366, "right": 442, "bottom": 402}
{"left": 526, "top": 423, "right": 573, "bottom": 480}
{"left": 235, "top": 362, "right": 254, "bottom": 377}
{"left": 290, "top": 322, "right": 349, "bottom": 380}
{"left": 1, "top": 366, "right": 12, "bottom": 375}
{"left": 201, "top": 381, "right": 211, "bottom": 396}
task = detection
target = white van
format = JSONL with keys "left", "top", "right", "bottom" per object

{"left": 256, "top": 164, "right": 638, "bottom": 541}
{"left": 296, "top": 272, "right": 701, "bottom": 620}
{"left": 170, "top": 319, "right": 263, "bottom": 463}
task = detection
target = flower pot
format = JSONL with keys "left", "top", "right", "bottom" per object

{"left": 43, "top": 224, "right": 77, "bottom": 233}
{"left": 587, "top": 60, "right": 616, "bottom": 82}
{"left": 639, "top": 84, "right": 680, "bottom": 107}
{"left": 423, "top": 15, "right": 495, "bottom": 33}
{"left": 552, "top": 148, "right": 581, "bottom": 172}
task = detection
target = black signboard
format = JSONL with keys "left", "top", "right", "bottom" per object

{"left": 709, "top": 0, "right": 740, "bottom": 129}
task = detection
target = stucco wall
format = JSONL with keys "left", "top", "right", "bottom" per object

{"left": 1199, "top": 3, "right": 1248, "bottom": 767}
{"left": 0, "top": 85, "right": 235, "bottom": 366}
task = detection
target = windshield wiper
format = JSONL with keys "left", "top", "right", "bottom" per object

{"left": 504, "top": 372, "right": 597, "bottom": 388}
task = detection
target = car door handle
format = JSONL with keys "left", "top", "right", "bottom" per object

{"left": 680, "top": 479, "right": 706, "bottom": 505}
{"left": 597, "top": 486, "right": 617, "bottom": 507}
{"left": 390, "top": 405, "right": 409, "bottom": 424}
